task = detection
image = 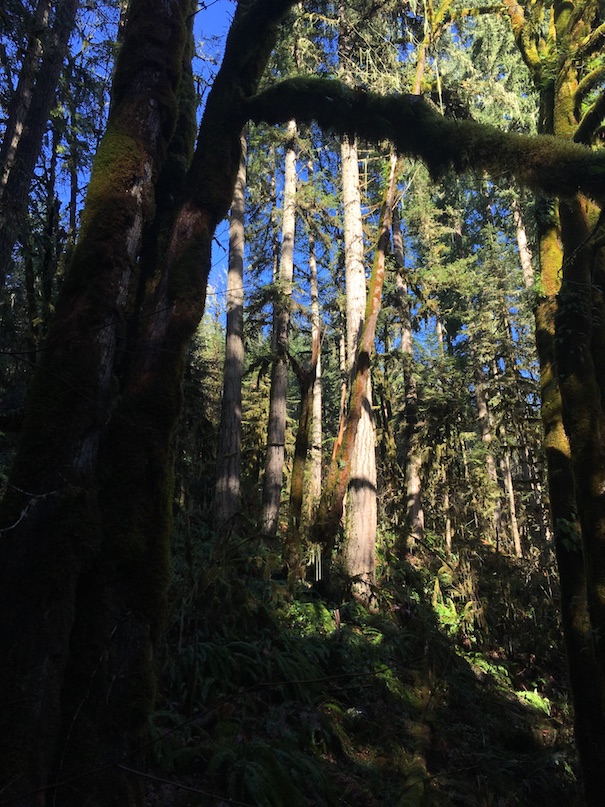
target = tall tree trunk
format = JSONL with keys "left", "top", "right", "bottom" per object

{"left": 260, "top": 118, "right": 297, "bottom": 536}
{"left": 502, "top": 1, "right": 605, "bottom": 796}
{"left": 536, "top": 206, "right": 605, "bottom": 803}
{"left": 314, "top": 152, "right": 397, "bottom": 602}
{"left": 474, "top": 362, "right": 504, "bottom": 548}
{"left": 512, "top": 197, "right": 551, "bottom": 545}
{"left": 0, "top": 0, "right": 79, "bottom": 288}
{"left": 288, "top": 219, "right": 322, "bottom": 566}
{"left": 392, "top": 204, "right": 425, "bottom": 550}
{"left": 306, "top": 209, "right": 323, "bottom": 524}
{"left": 340, "top": 134, "right": 376, "bottom": 601}
{"left": 0, "top": 0, "right": 297, "bottom": 803}
{"left": 0, "top": 0, "right": 52, "bottom": 195}
{"left": 499, "top": 427, "right": 522, "bottom": 557}
{"left": 215, "top": 133, "right": 247, "bottom": 534}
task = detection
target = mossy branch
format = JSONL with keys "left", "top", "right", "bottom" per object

{"left": 248, "top": 78, "right": 605, "bottom": 201}
{"left": 574, "top": 88, "right": 605, "bottom": 146}
{"left": 578, "top": 21, "right": 605, "bottom": 57}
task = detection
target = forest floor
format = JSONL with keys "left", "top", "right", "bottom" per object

{"left": 143, "top": 534, "right": 580, "bottom": 807}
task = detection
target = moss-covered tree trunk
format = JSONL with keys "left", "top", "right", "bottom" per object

{"left": 503, "top": 0, "right": 605, "bottom": 798}
{"left": 0, "top": 3, "right": 190, "bottom": 801}
{"left": 535, "top": 214, "right": 605, "bottom": 801}
{"left": 0, "top": 1, "right": 296, "bottom": 804}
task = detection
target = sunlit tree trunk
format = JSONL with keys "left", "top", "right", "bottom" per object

{"left": 261, "top": 119, "right": 297, "bottom": 536}
{"left": 315, "top": 152, "right": 397, "bottom": 603}
{"left": 512, "top": 198, "right": 551, "bottom": 544}
{"left": 306, "top": 212, "right": 323, "bottom": 523}
{"left": 215, "top": 133, "right": 247, "bottom": 533}
{"left": 340, "top": 133, "right": 377, "bottom": 599}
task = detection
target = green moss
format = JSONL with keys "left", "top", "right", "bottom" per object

{"left": 248, "top": 77, "right": 605, "bottom": 201}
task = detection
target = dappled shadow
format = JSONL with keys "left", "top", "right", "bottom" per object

{"left": 142, "top": 537, "right": 580, "bottom": 807}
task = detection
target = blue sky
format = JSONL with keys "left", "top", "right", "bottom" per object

{"left": 196, "top": 0, "right": 235, "bottom": 42}
{"left": 194, "top": 2, "right": 237, "bottom": 313}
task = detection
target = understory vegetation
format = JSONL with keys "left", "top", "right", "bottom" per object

{"left": 140, "top": 491, "right": 577, "bottom": 806}
{"left": 1, "top": 0, "right": 603, "bottom": 804}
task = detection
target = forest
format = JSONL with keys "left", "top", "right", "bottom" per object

{"left": 1, "top": 0, "right": 605, "bottom": 805}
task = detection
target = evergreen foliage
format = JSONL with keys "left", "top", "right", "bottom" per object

{"left": 0, "top": 0, "right": 602, "bottom": 804}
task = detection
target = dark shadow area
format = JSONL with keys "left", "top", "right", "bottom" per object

{"left": 140, "top": 525, "right": 580, "bottom": 807}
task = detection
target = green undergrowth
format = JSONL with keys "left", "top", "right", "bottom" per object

{"left": 145, "top": 528, "right": 580, "bottom": 806}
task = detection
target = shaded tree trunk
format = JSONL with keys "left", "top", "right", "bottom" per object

{"left": 0, "top": 0, "right": 79, "bottom": 287}
{"left": 536, "top": 207, "right": 605, "bottom": 802}
{"left": 392, "top": 203, "right": 425, "bottom": 550}
{"left": 0, "top": 1, "right": 296, "bottom": 803}
{"left": 215, "top": 133, "right": 247, "bottom": 534}
{"left": 306, "top": 211, "right": 323, "bottom": 524}
{"left": 260, "top": 118, "right": 297, "bottom": 536}
{"left": 502, "top": 0, "right": 605, "bottom": 797}
{"left": 474, "top": 362, "right": 504, "bottom": 548}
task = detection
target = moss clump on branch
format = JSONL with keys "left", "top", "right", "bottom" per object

{"left": 248, "top": 77, "right": 605, "bottom": 201}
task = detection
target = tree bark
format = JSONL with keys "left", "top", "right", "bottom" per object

{"left": 260, "top": 119, "right": 297, "bottom": 536}
{"left": 0, "top": 0, "right": 79, "bottom": 288}
{"left": 474, "top": 362, "right": 504, "bottom": 548}
{"left": 0, "top": 0, "right": 297, "bottom": 803}
{"left": 340, "top": 134, "right": 377, "bottom": 601}
{"left": 392, "top": 203, "right": 425, "bottom": 550}
{"left": 500, "top": 0, "right": 605, "bottom": 797}
{"left": 314, "top": 151, "right": 397, "bottom": 602}
{"left": 214, "top": 133, "right": 247, "bottom": 534}
{"left": 307, "top": 222, "right": 323, "bottom": 522}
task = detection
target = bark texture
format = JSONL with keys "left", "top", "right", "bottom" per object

{"left": 314, "top": 152, "right": 397, "bottom": 602}
{"left": 215, "top": 133, "right": 247, "bottom": 534}
{"left": 0, "top": 1, "right": 296, "bottom": 804}
{"left": 341, "top": 135, "right": 377, "bottom": 601}
{"left": 502, "top": 0, "right": 605, "bottom": 798}
{"left": 261, "top": 119, "right": 297, "bottom": 536}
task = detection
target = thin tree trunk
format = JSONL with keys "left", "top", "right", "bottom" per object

{"left": 499, "top": 430, "right": 522, "bottom": 557}
{"left": 307, "top": 225, "right": 323, "bottom": 520}
{"left": 0, "top": 0, "right": 79, "bottom": 287}
{"left": 512, "top": 196, "right": 551, "bottom": 544}
{"left": 474, "top": 363, "right": 503, "bottom": 548}
{"left": 260, "top": 119, "right": 297, "bottom": 536}
{"left": 392, "top": 203, "right": 425, "bottom": 549}
{"left": 215, "top": 133, "right": 247, "bottom": 533}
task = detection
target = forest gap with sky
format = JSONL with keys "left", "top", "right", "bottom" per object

{"left": 1, "top": 0, "right": 605, "bottom": 805}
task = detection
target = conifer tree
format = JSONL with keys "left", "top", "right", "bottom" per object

{"left": 215, "top": 133, "right": 247, "bottom": 534}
